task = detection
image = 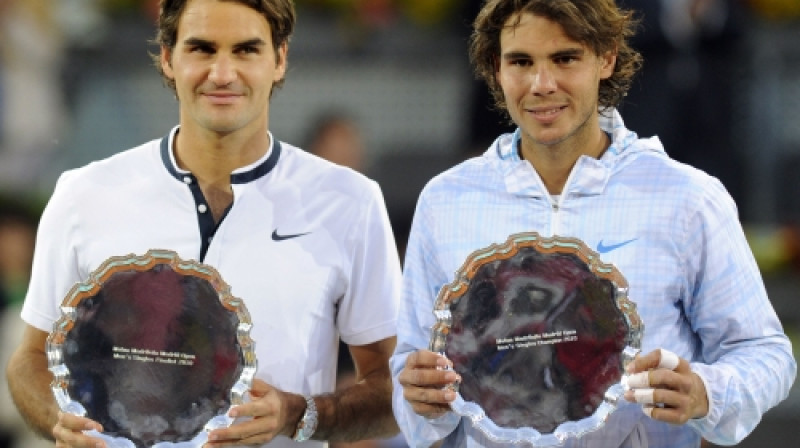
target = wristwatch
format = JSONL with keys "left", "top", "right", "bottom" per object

{"left": 292, "top": 395, "right": 318, "bottom": 442}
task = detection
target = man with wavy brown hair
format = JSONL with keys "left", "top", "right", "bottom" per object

{"left": 391, "top": 1, "right": 796, "bottom": 447}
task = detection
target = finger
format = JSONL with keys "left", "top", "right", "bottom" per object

{"left": 398, "top": 363, "right": 460, "bottom": 388}
{"left": 403, "top": 383, "right": 455, "bottom": 419}
{"left": 641, "top": 401, "right": 695, "bottom": 424}
{"left": 58, "top": 412, "right": 103, "bottom": 432}
{"left": 207, "top": 418, "right": 279, "bottom": 446}
{"left": 228, "top": 400, "right": 265, "bottom": 419}
{"left": 404, "top": 383, "right": 456, "bottom": 406}
{"left": 644, "top": 366, "right": 694, "bottom": 394}
{"left": 55, "top": 412, "right": 106, "bottom": 448}
{"left": 53, "top": 423, "right": 106, "bottom": 448}
{"left": 207, "top": 432, "right": 274, "bottom": 447}
{"left": 657, "top": 348, "right": 680, "bottom": 370}
{"left": 626, "top": 348, "right": 685, "bottom": 374}
{"left": 206, "top": 434, "right": 272, "bottom": 447}
{"left": 631, "top": 388, "right": 655, "bottom": 404}
{"left": 406, "top": 350, "right": 450, "bottom": 370}
{"left": 248, "top": 379, "right": 271, "bottom": 398}
{"left": 228, "top": 390, "right": 282, "bottom": 419}
{"left": 623, "top": 371, "right": 650, "bottom": 388}
{"left": 628, "top": 386, "right": 688, "bottom": 409}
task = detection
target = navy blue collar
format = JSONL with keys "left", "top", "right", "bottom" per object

{"left": 160, "top": 129, "right": 282, "bottom": 184}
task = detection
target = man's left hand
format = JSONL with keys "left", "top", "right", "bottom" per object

{"left": 623, "top": 348, "right": 709, "bottom": 424}
{"left": 204, "top": 379, "right": 303, "bottom": 446}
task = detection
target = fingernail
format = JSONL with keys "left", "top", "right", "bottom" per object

{"left": 444, "top": 390, "right": 456, "bottom": 401}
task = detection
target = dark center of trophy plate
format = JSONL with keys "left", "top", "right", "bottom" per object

{"left": 446, "top": 248, "right": 628, "bottom": 434}
{"left": 62, "top": 264, "right": 243, "bottom": 447}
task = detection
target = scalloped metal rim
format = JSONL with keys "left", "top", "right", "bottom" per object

{"left": 46, "top": 249, "right": 257, "bottom": 446}
{"left": 429, "top": 232, "right": 644, "bottom": 447}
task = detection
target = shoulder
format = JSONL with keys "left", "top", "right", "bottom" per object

{"left": 418, "top": 149, "right": 504, "bottom": 206}
{"left": 56, "top": 138, "right": 162, "bottom": 193}
{"left": 628, "top": 148, "right": 730, "bottom": 197}
{"left": 615, "top": 146, "right": 739, "bottom": 225}
{"left": 276, "top": 141, "right": 383, "bottom": 201}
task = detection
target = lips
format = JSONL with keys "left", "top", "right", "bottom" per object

{"left": 202, "top": 92, "right": 242, "bottom": 105}
{"left": 523, "top": 104, "right": 567, "bottom": 125}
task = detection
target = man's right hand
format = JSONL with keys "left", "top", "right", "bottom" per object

{"left": 397, "top": 350, "right": 461, "bottom": 419}
{"left": 53, "top": 411, "right": 105, "bottom": 448}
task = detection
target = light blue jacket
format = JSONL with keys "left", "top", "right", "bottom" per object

{"left": 390, "top": 109, "right": 796, "bottom": 448}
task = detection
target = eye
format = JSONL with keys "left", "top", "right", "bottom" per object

{"left": 509, "top": 58, "right": 532, "bottom": 67}
{"left": 236, "top": 46, "right": 259, "bottom": 55}
{"left": 554, "top": 55, "right": 578, "bottom": 65}
{"left": 189, "top": 44, "right": 214, "bottom": 54}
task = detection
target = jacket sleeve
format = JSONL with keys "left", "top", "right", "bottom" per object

{"left": 389, "top": 191, "right": 462, "bottom": 447}
{"left": 681, "top": 178, "right": 797, "bottom": 445}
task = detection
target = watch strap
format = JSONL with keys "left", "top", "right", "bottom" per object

{"left": 292, "top": 395, "right": 318, "bottom": 442}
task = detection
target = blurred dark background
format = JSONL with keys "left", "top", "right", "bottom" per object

{"left": 1, "top": 1, "right": 798, "bottom": 447}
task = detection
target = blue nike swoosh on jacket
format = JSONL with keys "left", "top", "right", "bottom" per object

{"left": 596, "top": 238, "right": 639, "bottom": 253}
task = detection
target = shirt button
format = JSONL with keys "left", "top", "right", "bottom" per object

{"left": 182, "top": 176, "right": 192, "bottom": 184}
{"left": 198, "top": 204, "right": 208, "bottom": 213}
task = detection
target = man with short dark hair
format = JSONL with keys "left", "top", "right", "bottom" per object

{"left": 6, "top": 1, "right": 402, "bottom": 447}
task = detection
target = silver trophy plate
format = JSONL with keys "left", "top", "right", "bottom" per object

{"left": 429, "top": 232, "right": 643, "bottom": 446}
{"left": 46, "top": 249, "right": 257, "bottom": 448}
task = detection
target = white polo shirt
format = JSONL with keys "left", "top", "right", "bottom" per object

{"left": 22, "top": 126, "right": 402, "bottom": 447}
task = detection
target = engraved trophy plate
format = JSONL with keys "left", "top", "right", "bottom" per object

{"left": 47, "top": 249, "right": 257, "bottom": 448}
{"left": 429, "top": 232, "right": 643, "bottom": 446}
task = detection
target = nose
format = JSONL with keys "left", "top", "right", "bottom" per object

{"left": 208, "top": 54, "right": 236, "bottom": 86}
{"left": 529, "top": 64, "right": 556, "bottom": 96}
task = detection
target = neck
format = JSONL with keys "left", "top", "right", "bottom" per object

{"left": 173, "top": 125, "right": 271, "bottom": 185}
{"left": 172, "top": 125, "right": 271, "bottom": 223}
{"left": 519, "top": 125, "right": 609, "bottom": 195}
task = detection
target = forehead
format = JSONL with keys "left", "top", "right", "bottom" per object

{"left": 500, "top": 12, "right": 583, "bottom": 52}
{"left": 177, "top": 0, "right": 272, "bottom": 41}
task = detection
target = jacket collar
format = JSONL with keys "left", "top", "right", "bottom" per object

{"left": 490, "top": 109, "right": 664, "bottom": 197}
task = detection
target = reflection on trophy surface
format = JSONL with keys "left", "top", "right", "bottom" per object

{"left": 445, "top": 247, "right": 628, "bottom": 433}
{"left": 62, "top": 264, "right": 242, "bottom": 446}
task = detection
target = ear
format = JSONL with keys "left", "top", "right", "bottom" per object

{"left": 160, "top": 45, "right": 175, "bottom": 80}
{"left": 599, "top": 49, "right": 617, "bottom": 80}
{"left": 493, "top": 55, "right": 503, "bottom": 88}
{"left": 274, "top": 41, "right": 289, "bottom": 82}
